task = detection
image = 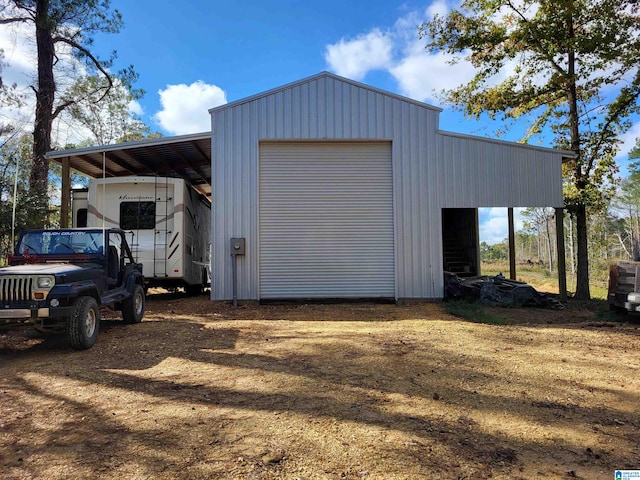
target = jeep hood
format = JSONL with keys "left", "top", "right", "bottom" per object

{"left": 0, "top": 263, "right": 89, "bottom": 275}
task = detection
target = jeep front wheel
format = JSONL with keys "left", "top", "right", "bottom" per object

{"left": 122, "top": 284, "right": 145, "bottom": 324}
{"left": 67, "top": 296, "right": 100, "bottom": 350}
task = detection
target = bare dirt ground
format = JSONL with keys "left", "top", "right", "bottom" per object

{"left": 1, "top": 292, "right": 639, "bottom": 479}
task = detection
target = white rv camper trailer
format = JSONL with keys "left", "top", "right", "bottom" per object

{"left": 83, "top": 176, "right": 211, "bottom": 293}
{"left": 71, "top": 188, "right": 88, "bottom": 227}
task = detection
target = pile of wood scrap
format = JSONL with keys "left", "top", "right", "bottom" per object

{"left": 444, "top": 272, "right": 565, "bottom": 309}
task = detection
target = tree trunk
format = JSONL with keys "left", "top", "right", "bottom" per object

{"left": 568, "top": 215, "right": 575, "bottom": 275}
{"left": 545, "top": 216, "right": 553, "bottom": 273}
{"left": 29, "top": 0, "right": 54, "bottom": 226}
{"left": 564, "top": 16, "right": 592, "bottom": 299}
{"left": 574, "top": 204, "right": 591, "bottom": 299}
{"left": 633, "top": 209, "right": 640, "bottom": 260}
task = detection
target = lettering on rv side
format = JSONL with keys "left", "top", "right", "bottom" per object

{"left": 118, "top": 194, "right": 155, "bottom": 201}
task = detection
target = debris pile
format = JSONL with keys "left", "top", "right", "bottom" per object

{"left": 444, "top": 272, "right": 565, "bottom": 309}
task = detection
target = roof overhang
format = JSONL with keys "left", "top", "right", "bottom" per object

{"left": 45, "top": 132, "right": 212, "bottom": 198}
{"left": 437, "top": 130, "right": 577, "bottom": 162}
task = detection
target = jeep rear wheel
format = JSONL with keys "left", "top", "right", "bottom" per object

{"left": 68, "top": 296, "right": 100, "bottom": 350}
{"left": 122, "top": 284, "right": 145, "bottom": 324}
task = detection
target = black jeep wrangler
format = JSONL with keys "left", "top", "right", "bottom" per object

{"left": 0, "top": 228, "right": 145, "bottom": 349}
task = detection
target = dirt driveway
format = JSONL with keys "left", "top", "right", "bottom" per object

{"left": 1, "top": 293, "right": 639, "bottom": 479}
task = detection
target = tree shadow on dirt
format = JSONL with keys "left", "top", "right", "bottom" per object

{"left": 2, "top": 295, "right": 639, "bottom": 478}
{"left": 0, "top": 319, "right": 239, "bottom": 371}
{"left": 5, "top": 317, "right": 636, "bottom": 478}
{"left": 54, "top": 352, "right": 640, "bottom": 477}
{"left": 1, "top": 376, "right": 222, "bottom": 480}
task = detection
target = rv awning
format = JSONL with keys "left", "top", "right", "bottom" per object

{"left": 45, "top": 132, "right": 212, "bottom": 198}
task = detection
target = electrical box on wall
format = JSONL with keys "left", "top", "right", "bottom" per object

{"left": 230, "top": 237, "right": 245, "bottom": 256}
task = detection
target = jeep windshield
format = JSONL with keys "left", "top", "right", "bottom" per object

{"left": 16, "top": 230, "right": 105, "bottom": 256}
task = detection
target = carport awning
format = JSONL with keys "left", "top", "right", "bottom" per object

{"left": 45, "top": 132, "right": 212, "bottom": 198}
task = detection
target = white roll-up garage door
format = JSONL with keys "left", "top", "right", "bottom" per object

{"left": 259, "top": 141, "right": 394, "bottom": 299}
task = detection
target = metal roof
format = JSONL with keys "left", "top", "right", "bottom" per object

{"left": 45, "top": 132, "right": 212, "bottom": 198}
{"left": 209, "top": 71, "right": 444, "bottom": 115}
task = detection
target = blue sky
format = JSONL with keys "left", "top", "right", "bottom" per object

{"left": 85, "top": 0, "right": 536, "bottom": 141}
{"left": 2, "top": 0, "right": 639, "bottom": 244}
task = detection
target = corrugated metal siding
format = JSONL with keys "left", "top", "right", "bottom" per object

{"left": 437, "top": 133, "right": 564, "bottom": 208}
{"left": 210, "top": 73, "right": 565, "bottom": 301}
{"left": 211, "top": 75, "right": 441, "bottom": 300}
{"left": 259, "top": 142, "right": 394, "bottom": 298}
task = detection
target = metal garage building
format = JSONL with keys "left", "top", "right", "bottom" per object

{"left": 210, "top": 72, "right": 571, "bottom": 302}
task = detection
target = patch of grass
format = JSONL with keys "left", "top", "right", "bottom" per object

{"left": 444, "top": 300, "right": 510, "bottom": 325}
{"left": 589, "top": 285, "right": 608, "bottom": 300}
{"left": 480, "top": 261, "right": 609, "bottom": 300}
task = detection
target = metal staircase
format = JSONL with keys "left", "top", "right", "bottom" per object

{"left": 443, "top": 230, "right": 476, "bottom": 277}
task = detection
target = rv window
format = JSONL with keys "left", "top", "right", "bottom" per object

{"left": 76, "top": 208, "right": 87, "bottom": 228}
{"left": 120, "top": 202, "right": 156, "bottom": 230}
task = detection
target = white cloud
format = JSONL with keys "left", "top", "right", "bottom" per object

{"left": 614, "top": 120, "right": 640, "bottom": 176}
{"left": 154, "top": 81, "right": 226, "bottom": 135}
{"left": 0, "top": 21, "right": 37, "bottom": 137}
{"left": 388, "top": 4, "right": 494, "bottom": 103}
{"left": 324, "top": 29, "right": 393, "bottom": 80}
{"left": 618, "top": 121, "right": 640, "bottom": 158}
{"left": 479, "top": 207, "right": 524, "bottom": 245}
{"left": 388, "top": 42, "right": 476, "bottom": 103}
{"left": 425, "top": 0, "right": 451, "bottom": 19}
{"left": 0, "top": 21, "right": 37, "bottom": 87}
{"left": 128, "top": 99, "right": 144, "bottom": 116}
{"left": 323, "top": 4, "right": 477, "bottom": 102}
{"left": 479, "top": 208, "right": 508, "bottom": 245}
{"left": 321, "top": 2, "right": 550, "bottom": 106}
